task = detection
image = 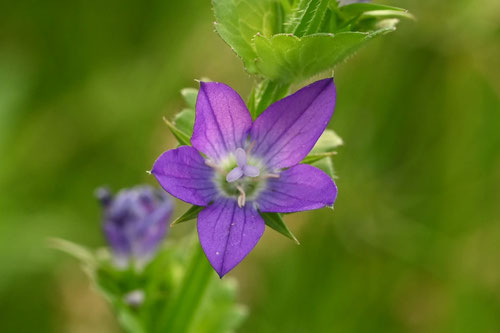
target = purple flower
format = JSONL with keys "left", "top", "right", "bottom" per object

{"left": 96, "top": 186, "right": 174, "bottom": 267}
{"left": 152, "top": 78, "right": 337, "bottom": 277}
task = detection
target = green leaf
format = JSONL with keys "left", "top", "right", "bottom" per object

{"left": 49, "top": 238, "right": 97, "bottom": 278}
{"left": 358, "top": 9, "right": 415, "bottom": 23}
{"left": 164, "top": 87, "right": 197, "bottom": 145}
{"left": 310, "top": 129, "right": 343, "bottom": 154}
{"left": 213, "top": 0, "right": 279, "bottom": 73}
{"left": 302, "top": 151, "right": 336, "bottom": 164}
{"left": 253, "top": 29, "right": 394, "bottom": 82}
{"left": 286, "top": 0, "right": 331, "bottom": 37}
{"left": 49, "top": 238, "right": 95, "bottom": 265}
{"left": 338, "top": 4, "right": 414, "bottom": 32}
{"left": 173, "top": 108, "right": 195, "bottom": 138}
{"left": 171, "top": 205, "right": 204, "bottom": 226}
{"left": 303, "top": 129, "right": 343, "bottom": 172}
{"left": 305, "top": 130, "right": 342, "bottom": 178}
{"left": 212, "top": 0, "right": 411, "bottom": 81}
{"left": 311, "top": 155, "right": 336, "bottom": 179}
{"left": 261, "top": 212, "right": 300, "bottom": 244}
{"left": 180, "top": 88, "right": 198, "bottom": 109}
{"left": 339, "top": 3, "right": 408, "bottom": 17}
{"left": 163, "top": 117, "right": 191, "bottom": 146}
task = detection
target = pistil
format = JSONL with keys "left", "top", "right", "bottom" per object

{"left": 236, "top": 185, "right": 246, "bottom": 208}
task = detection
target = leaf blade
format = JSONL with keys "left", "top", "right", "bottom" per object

{"left": 171, "top": 205, "right": 204, "bottom": 226}
{"left": 261, "top": 212, "right": 300, "bottom": 244}
{"left": 180, "top": 88, "right": 198, "bottom": 109}
{"left": 253, "top": 30, "right": 394, "bottom": 82}
{"left": 163, "top": 117, "right": 191, "bottom": 146}
{"left": 213, "top": 0, "right": 278, "bottom": 73}
{"left": 310, "top": 129, "right": 343, "bottom": 154}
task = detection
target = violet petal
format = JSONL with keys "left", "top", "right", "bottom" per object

{"left": 250, "top": 78, "right": 336, "bottom": 169}
{"left": 151, "top": 146, "right": 217, "bottom": 206}
{"left": 191, "top": 82, "right": 253, "bottom": 161}
{"left": 197, "top": 198, "right": 265, "bottom": 277}
{"left": 257, "top": 164, "right": 337, "bottom": 213}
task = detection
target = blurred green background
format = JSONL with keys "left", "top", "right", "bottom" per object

{"left": 1, "top": 0, "right": 499, "bottom": 332}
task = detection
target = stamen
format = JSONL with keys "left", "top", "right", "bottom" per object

{"left": 205, "top": 160, "right": 225, "bottom": 173}
{"left": 236, "top": 185, "right": 246, "bottom": 208}
{"left": 246, "top": 141, "right": 256, "bottom": 154}
{"left": 260, "top": 173, "right": 280, "bottom": 179}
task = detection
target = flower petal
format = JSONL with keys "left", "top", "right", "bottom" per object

{"left": 191, "top": 82, "right": 253, "bottom": 161}
{"left": 197, "top": 198, "right": 265, "bottom": 277}
{"left": 250, "top": 78, "right": 336, "bottom": 169}
{"left": 257, "top": 164, "right": 337, "bottom": 213}
{"left": 151, "top": 146, "right": 216, "bottom": 206}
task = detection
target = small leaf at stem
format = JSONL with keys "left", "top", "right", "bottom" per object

{"left": 358, "top": 9, "right": 415, "bottom": 22}
{"left": 340, "top": 3, "right": 408, "bottom": 16}
{"left": 180, "top": 88, "right": 198, "bottom": 109}
{"left": 261, "top": 212, "right": 300, "bottom": 244}
{"left": 302, "top": 151, "right": 337, "bottom": 164}
{"left": 310, "top": 129, "right": 343, "bottom": 154}
{"left": 311, "top": 155, "right": 336, "bottom": 179}
{"left": 48, "top": 238, "right": 96, "bottom": 266}
{"left": 171, "top": 205, "right": 204, "bottom": 227}
{"left": 163, "top": 117, "right": 191, "bottom": 146}
{"left": 173, "top": 108, "right": 195, "bottom": 138}
{"left": 302, "top": 129, "right": 342, "bottom": 164}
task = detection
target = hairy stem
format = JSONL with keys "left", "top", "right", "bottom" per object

{"left": 156, "top": 242, "right": 214, "bottom": 333}
{"left": 248, "top": 80, "right": 290, "bottom": 119}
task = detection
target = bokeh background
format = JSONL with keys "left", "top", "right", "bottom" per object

{"left": 1, "top": 0, "right": 499, "bottom": 332}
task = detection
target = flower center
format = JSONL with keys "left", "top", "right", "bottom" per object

{"left": 208, "top": 148, "right": 269, "bottom": 207}
{"left": 226, "top": 148, "right": 260, "bottom": 183}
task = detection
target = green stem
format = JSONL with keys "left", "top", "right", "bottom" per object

{"left": 248, "top": 80, "right": 290, "bottom": 119}
{"left": 156, "top": 242, "right": 214, "bottom": 333}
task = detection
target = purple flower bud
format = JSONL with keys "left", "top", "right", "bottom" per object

{"left": 97, "top": 185, "right": 174, "bottom": 267}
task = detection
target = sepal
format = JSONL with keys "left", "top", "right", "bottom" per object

{"left": 170, "top": 205, "right": 204, "bottom": 226}
{"left": 261, "top": 212, "right": 300, "bottom": 244}
{"left": 302, "top": 129, "right": 343, "bottom": 166}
